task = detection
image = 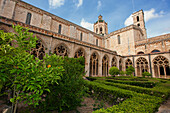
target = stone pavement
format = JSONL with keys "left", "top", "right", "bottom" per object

{"left": 157, "top": 97, "right": 170, "bottom": 113}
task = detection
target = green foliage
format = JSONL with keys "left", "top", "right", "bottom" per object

{"left": 109, "top": 66, "right": 119, "bottom": 77}
{"left": 106, "top": 79, "right": 156, "bottom": 88}
{"left": 38, "top": 56, "right": 87, "bottom": 112}
{"left": 119, "top": 71, "right": 125, "bottom": 76}
{"left": 84, "top": 80, "right": 163, "bottom": 113}
{"left": 126, "top": 65, "right": 135, "bottom": 76}
{"left": 142, "top": 72, "right": 152, "bottom": 78}
{"left": 0, "top": 25, "right": 62, "bottom": 112}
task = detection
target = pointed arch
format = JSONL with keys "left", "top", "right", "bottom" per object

{"left": 54, "top": 43, "right": 69, "bottom": 57}
{"left": 125, "top": 59, "right": 133, "bottom": 69}
{"left": 136, "top": 57, "right": 149, "bottom": 76}
{"left": 102, "top": 55, "right": 109, "bottom": 76}
{"left": 90, "top": 52, "right": 99, "bottom": 76}
{"left": 74, "top": 48, "right": 85, "bottom": 58}
{"left": 153, "top": 56, "right": 169, "bottom": 78}
{"left": 111, "top": 56, "right": 117, "bottom": 67}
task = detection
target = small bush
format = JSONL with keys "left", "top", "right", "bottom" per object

{"left": 109, "top": 66, "right": 119, "bottom": 77}
{"left": 126, "top": 65, "right": 135, "bottom": 76}
{"left": 119, "top": 71, "right": 125, "bottom": 76}
{"left": 142, "top": 72, "right": 152, "bottom": 78}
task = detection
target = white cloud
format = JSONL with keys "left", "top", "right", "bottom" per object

{"left": 76, "top": 0, "right": 83, "bottom": 8}
{"left": 97, "top": 1, "right": 101, "bottom": 10}
{"left": 80, "top": 18, "right": 93, "bottom": 31}
{"left": 124, "top": 14, "right": 133, "bottom": 26}
{"left": 124, "top": 8, "right": 164, "bottom": 26}
{"left": 144, "top": 8, "right": 163, "bottom": 22}
{"left": 49, "top": 0, "right": 64, "bottom": 9}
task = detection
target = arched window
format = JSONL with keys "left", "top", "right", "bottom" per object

{"left": 102, "top": 55, "right": 109, "bottom": 76}
{"left": 90, "top": 53, "right": 98, "bottom": 76}
{"left": 136, "top": 57, "right": 149, "bottom": 76}
{"left": 80, "top": 32, "right": 83, "bottom": 41}
{"left": 137, "top": 51, "right": 144, "bottom": 55}
{"left": 117, "top": 35, "right": 120, "bottom": 44}
{"left": 30, "top": 40, "right": 45, "bottom": 60}
{"left": 137, "top": 16, "right": 139, "bottom": 22}
{"left": 96, "top": 28, "right": 98, "bottom": 33}
{"left": 111, "top": 57, "right": 117, "bottom": 67}
{"left": 153, "top": 56, "right": 169, "bottom": 78}
{"left": 58, "top": 24, "right": 62, "bottom": 34}
{"left": 125, "top": 59, "right": 132, "bottom": 69}
{"left": 151, "top": 50, "right": 160, "bottom": 53}
{"left": 100, "top": 27, "right": 102, "bottom": 33}
{"left": 26, "top": 12, "right": 32, "bottom": 25}
{"left": 74, "top": 49, "right": 85, "bottom": 58}
{"left": 54, "top": 44, "right": 68, "bottom": 57}
{"left": 119, "top": 58, "right": 123, "bottom": 71}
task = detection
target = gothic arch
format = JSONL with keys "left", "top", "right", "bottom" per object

{"left": 90, "top": 52, "right": 99, "bottom": 76}
{"left": 153, "top": 56, "right": 169, "bottom": 78}
{"left": 54, "top": 43, "right": 69, "bottom": 57}
{"left": 74, "top": 48, "right": 85, "bottom": 58}
{"left": 136, "top": 57, "right": 149, "bottom": 76}
{"left": 30, "top": 39, "right": 45, "bottom": 60}
{"left": 102, "top": 55, "right": 109, "bottom": 76}
{"left": 125, "top": 59, "right": 133, "bottom": 69}
{"left": 111, "top": 56, "right": 117, "bottom": 67}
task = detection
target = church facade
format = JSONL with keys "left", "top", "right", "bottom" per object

{"left": 0, "top": 0, "right": 169, "bottom": 78}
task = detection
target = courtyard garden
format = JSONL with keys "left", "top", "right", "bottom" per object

{"left": 0, "top": 25, "right": 170, "bottom": 113}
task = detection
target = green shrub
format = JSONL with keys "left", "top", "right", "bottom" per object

{"left": 106, "top": 79, "right": 156, "bottom": 88}
{"left": 119, "top": 71, "right": 125, "bottom": 76}
{"left": 38, "top": 56, "right": 87, "bottom": 112}
{"left": 84, "top": 80, "right": 162, "bottom": 113}
{"left": 109, "top": 66, "right": 119, "bottom": 77}
{"left": 142, "top": 72, "right": 152, "bottom": 78}
{"left": 126, "top": 65, "right": 135, "bottom": 76}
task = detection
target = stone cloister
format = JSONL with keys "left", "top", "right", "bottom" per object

{"left": 0, "top": 0, "right": 169, "bottom": 78}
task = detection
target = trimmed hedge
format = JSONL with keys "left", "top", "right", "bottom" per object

{"left": 84, "top": 80, "right": 162, "bottom": 113}
{"left": 106, "top": 79, "right": 156, "bottom": 88}
{"left": 96, "top": 80, "right": 169, "bottom": 98}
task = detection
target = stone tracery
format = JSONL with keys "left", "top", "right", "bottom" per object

{"left": 136, "top": 57, "right": 149, "bottom": 76}
{"left": 90, "top": 53, "right": 98, "bottom": 76}
{"left": 102, "top": 55, "right": 109, "bottom": 76}
{"left": 153, "top": 56, "right": 169, "bottom": 78}
{"left": 30, "top": 40, "right": 45, "bottom": 60}
{"left": 54, "top": 44, "right": 68, "bottom": 57}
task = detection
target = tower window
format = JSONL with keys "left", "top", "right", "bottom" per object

{"left": 58, "top": 24, "right": 62, "bottom": 34}
{"left": 100, "top": 27, "right": 102, "bottom": 33}
{"left": 96, "top": 28, "right": 98, "bottom": 33}
{"left": 137, "top": 23, "right": 140, "bottom": 26}
{"left": 80, "top": 32, "right": 83, "bottom": 41}
{"left": 118, "top": 35, "right": 121, "bottom": 44}
{"left": 96, "top": 39, "right": 98, "bottom": 46}
{"left": 25, "top": 12, "right": 32, "bottom": 25}
{"left": 137, "top": 16, "right": 139, "bottom": 22}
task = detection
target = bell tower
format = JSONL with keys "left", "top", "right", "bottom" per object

{"left": 94, "top": 15, "right": 108, "bottom": 36}
{"left": 132, "top": 10, "right": 147, "bottom": 39}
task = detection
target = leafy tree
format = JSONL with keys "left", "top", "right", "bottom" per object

{"left": 142, "top": 72, "right": 152, "bottom": 78}
{"left": 0, "top": 25, "right": 63, "bottom": 113}
{"left": 38, "top": 56, "right": 87, "bottom": 112}
{"left": 109, "top": 66, "right": 119, "bottom": 77}
{"left": 126, "top": 65, "right": 135, "bottom": 77}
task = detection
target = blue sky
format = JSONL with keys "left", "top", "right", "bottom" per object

{"left": 22, "top": 0, "right": 170, "bottom": 38}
